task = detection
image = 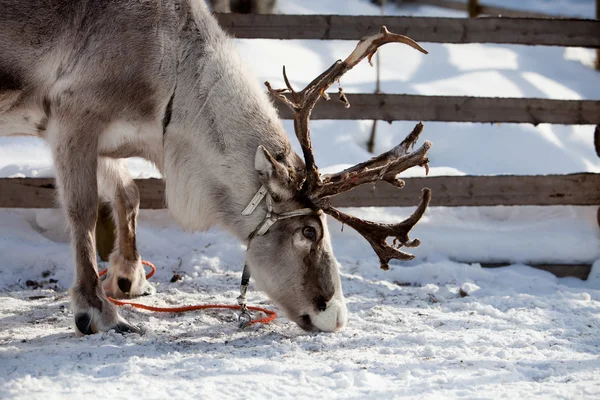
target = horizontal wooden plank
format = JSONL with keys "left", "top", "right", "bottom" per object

{"left": 403, "top": 0, "right": 554, "bottom": 18}
{"left": 479, "top": 262, "right": 591, "bottom": 280}
{"left": 1, "top": 174, "right": 599, "bottom": 209}
{"left": 216, "top": 14, "right": 600, "bottom": 47}
{"left": 333, "top": 173, "right": 600, "bottom": 207}
{"left": 595, "top": 125, "right": 600, "bottom": 157}
{"left": 275, "top": 94, "right": 600, "bottom": 125}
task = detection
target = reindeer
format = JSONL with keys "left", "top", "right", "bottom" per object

{"left": 0, "top": 0, "right": 431, "bottom": 334}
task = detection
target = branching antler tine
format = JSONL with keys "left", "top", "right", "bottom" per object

{"left": 320, "top": 122, "right": 424, "bottom": 182}
{"left": 313, "top": 139, "right": 431, "bottom": 199}
{"left": 322, "top": 188, "right": 431, "bottom": 270}
{"left": 282, "top": 65, "right": 298, "bottom": 102}
{"left": 400, "top": 122, "right": 424, "bottom": 152}
{"left": 299, "top": 61, "right": 343, "bottom": 99}
{"left": 378, "top": 26, "right": 428, "bottom": 55}
{"left": 344, "top": 26, "right": 428, "bottom": 70}
{"left": 281, "top": 27, "right": 427, "bottom": 195}
{"left": 274, "top": 27, "right": 432, "bottom": 268}
{"left": 392, "top": 188, "right": 431, "bottom": 245}
{"left": 294, "top": 115, "right": 321, "bottom": 192}
{"left": 321, "top": 204, "right": 416, "bottom": 268}
{"left": 282, "top": 66, "right": 294, "bottom": 92}
{"left": 265, "top": 81, "right": 299, "bottom": 111}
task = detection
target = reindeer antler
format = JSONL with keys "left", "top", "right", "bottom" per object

{"left": 265, "top": 26, "right": 432, "bottom": 270}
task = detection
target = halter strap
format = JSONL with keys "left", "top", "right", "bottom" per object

{"left": 242, "top": 185, "right": 314, "bottom": 237}
{"left": 237, "top": 185, "right": 314, "bottom": 327}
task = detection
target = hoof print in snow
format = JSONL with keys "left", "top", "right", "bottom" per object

{"left": 427, "top": 293, "right": 439, "bottom": 304}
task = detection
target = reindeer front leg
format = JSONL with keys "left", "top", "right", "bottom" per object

{"left": 49, "top": 117, "right": 140, "bottom": 335}
{"left": 98, "top": 158, "right": 155, "bottom": 298}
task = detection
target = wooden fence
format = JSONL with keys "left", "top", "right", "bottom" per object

{"left": 3, "top": 174, "right": 600, "bottom": 209}
{"left": 1, "top": 13, "right": 599, "bottom": 279}
{"left": 215, "top": 14, "right": 600, "bottom": 47}
{"left": 401, "top": 0, "right": 600, "bottom": 69}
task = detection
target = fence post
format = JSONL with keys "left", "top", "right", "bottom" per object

{"left": 467, "top": 0, "right": 480, "bottom": 17}
{"left": 96, "top": 203, "right": 115, "bottom": 262}
{"left": 367, "top": 0, "right": 386, "bottom": 153}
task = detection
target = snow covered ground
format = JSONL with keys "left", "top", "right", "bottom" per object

{"left": 1, "top": 0, "right": 600, "bottom": 398}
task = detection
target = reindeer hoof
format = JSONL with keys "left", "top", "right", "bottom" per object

{"left": 113, "top": 322, "right": 144, "bottom": 335}
{"left": 71, "top": 287, "right": 142, "bottom": 336}
{"left": 75, "top": 313, "right": 94, "bottom": 335}
{"left": 74, "top": 312, "right": 143, "bottom": 335}
{"left": 103, "top": 255, "right": 155, "bottom": 298}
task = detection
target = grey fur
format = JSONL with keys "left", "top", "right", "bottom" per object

{"left": 0, "top": 0, "right": 346, "bottom": 333}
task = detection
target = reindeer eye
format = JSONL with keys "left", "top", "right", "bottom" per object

{"left": 302, "top": 226, "right": 316, "bottom": 241}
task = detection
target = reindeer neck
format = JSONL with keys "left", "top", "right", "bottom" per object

{"left": 161, "top": 21, "right": 290, "bottom": 241}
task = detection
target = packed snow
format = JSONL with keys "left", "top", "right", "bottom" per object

{"left": 1, "top": 0, "right": 599, "bottom": 399}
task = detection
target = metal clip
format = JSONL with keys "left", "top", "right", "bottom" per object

{"left": 237, "top": 283, "right": 252, "bottom": 328}
{"left": 238, "top": 304, "right": 252, "bottom": 328}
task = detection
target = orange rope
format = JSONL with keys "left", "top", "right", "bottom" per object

{"left": 98, "top": 260, "right": 277, "bottom": 326}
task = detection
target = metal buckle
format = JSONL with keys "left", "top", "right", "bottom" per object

{"left": 237, "top": 264, "right": 253, "bottom": 328}
{"left": 237, "top": 284, "right": 252, "bottom": 328}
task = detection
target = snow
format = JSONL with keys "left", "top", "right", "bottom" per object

{"left": 1, "top": 0, "right": 600, "bottom": 399}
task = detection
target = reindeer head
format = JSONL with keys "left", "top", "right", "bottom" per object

{"left": 244, "top": 27, "right": 432, "bottom": 332}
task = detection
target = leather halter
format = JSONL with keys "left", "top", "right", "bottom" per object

{"left": 241, "top": 185, "right": 315, "bottom": 238}
{"left": 236, "top": 185, "right": 315, "bottom": 327}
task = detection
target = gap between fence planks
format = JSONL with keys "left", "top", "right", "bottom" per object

{"left": 2, "top": 174, "right": 599, "bottom": 209}
{"left": 275, "top": 94, "right": 600, "bottom": 125}
{"left": 215, "top": 13, "right": 600, "bottom": 48}
{"left": 403, "top": 0, "right": 554, "bottom": 18}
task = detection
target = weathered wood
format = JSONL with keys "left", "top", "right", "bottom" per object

{"left": 330, "top": 173, "right": 600, "bottom": 207}
{"left": 216, "top": 13, "right": 600, "bottom": 47}
{"left": 479, "top": 262, "right": 591, "bottom": 280}
{"left": 2, "top": 174, "right": 599, "bottom": 209}
{"left": 274, "top": 94, "right": 600, "bottom": 125}
{"left": 404, "top": 0, "right": 554, "bottom": 18}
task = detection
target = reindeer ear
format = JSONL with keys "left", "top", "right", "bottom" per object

{"left": 254, "top": 145, "right": 295, "bottom": 201}
{"left": 255, "top": 145, "right": 277, "bottom": 177}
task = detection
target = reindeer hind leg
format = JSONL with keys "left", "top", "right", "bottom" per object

{"left": 98, "top": 157, "right": 155, "bottom": 298}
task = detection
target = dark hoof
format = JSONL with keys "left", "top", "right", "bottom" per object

{"left": 75, "top": 313, "right": 94, "bottom": 335}
{"left": 117, "top": 278, "right": 132, "bottom": 295}
{"left": 113, "top": 322, "right": 143, "bottom": 335}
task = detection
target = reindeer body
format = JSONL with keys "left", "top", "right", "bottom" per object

{"left": 1, "top": 0, "right": 348, "bottom": 333}
{"left": 0, "top": 0, "right": 279, "bottom": 231}
{"left": 1, "top": 0, "right": 430, "bottom": 336}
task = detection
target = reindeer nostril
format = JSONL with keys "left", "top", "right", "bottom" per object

{"left": 316, "top": 296, "right": 327, "bottom": 312}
